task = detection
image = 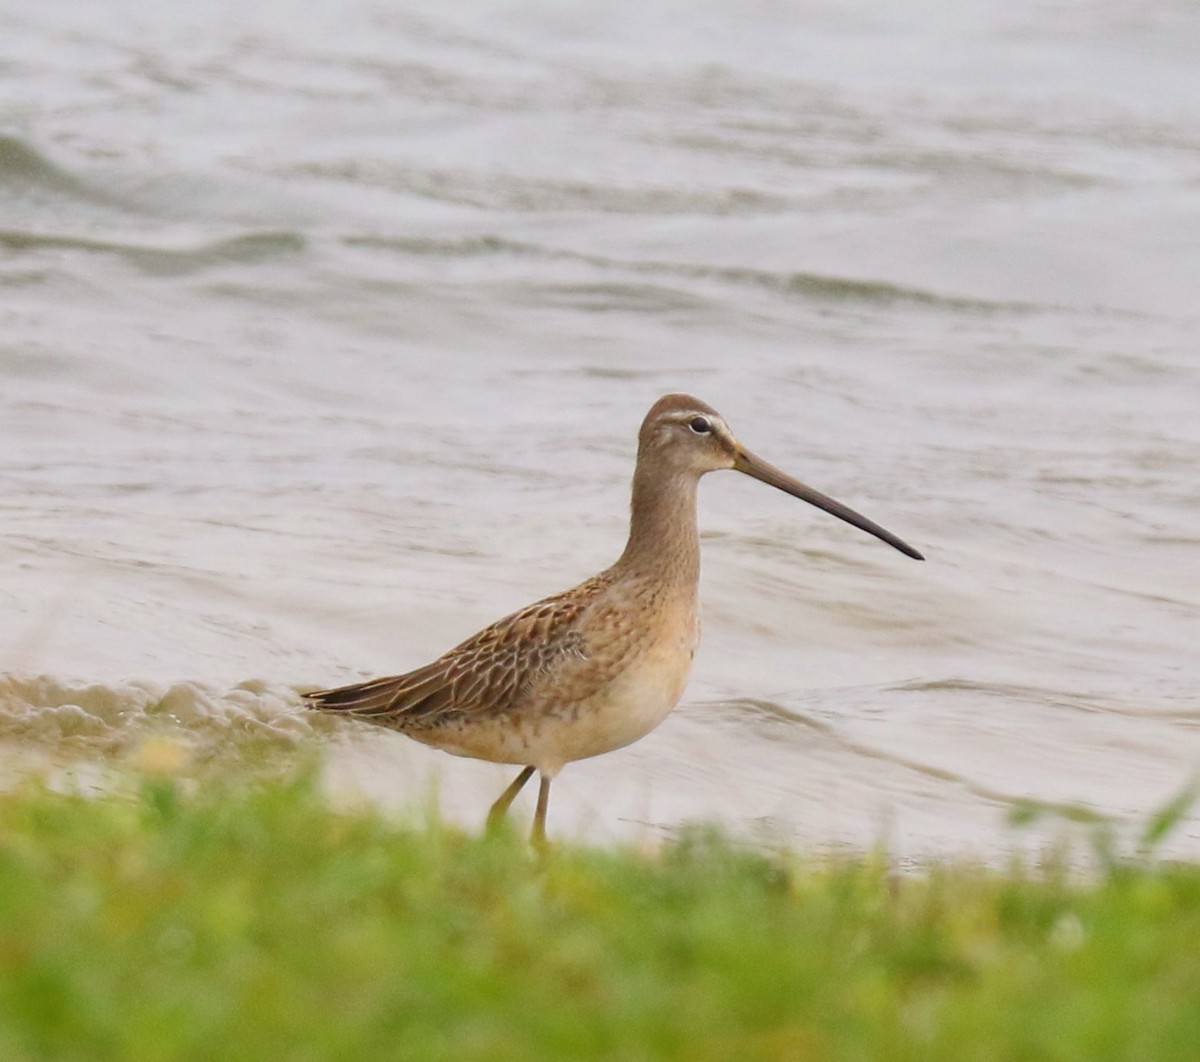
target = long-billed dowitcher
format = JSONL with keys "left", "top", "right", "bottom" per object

{"left": 305, "top": 394, "right": 922, "bottom": 845}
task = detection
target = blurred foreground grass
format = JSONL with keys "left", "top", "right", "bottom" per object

{"left": 0, "top": 773, "right": 1197, "bottom": 1061}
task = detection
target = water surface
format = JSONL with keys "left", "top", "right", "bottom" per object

{"left": 3, "top": 0, "right": 1199, "bottom": 860}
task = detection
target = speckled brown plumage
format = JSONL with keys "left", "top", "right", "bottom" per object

{"left": 306, "top": 575, "right": 607, "bottom": 726}
{"left": 305, "top": 393, "right": 923, "bottom": 846}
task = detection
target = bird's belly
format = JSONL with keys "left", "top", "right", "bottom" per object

{"left": 539, "top": 637, "right": 694, "bottom": 771}
{"left": 405, "top": 600, "right": 699, "bottom": 774}
{"left": 415, "top": 639, "right": 693, "bottom": 773}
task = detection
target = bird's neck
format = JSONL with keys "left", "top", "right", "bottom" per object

{"left": 613, "top": 462, "right": 701, "bottom": 588}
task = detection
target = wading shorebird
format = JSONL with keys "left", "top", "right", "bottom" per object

{"left": 305, "top": 394, "right": 923, "bottom": 845}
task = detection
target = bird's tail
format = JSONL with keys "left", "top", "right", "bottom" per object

{"left": 302, "top": 675, "right": 411, "bottom": 716}
{"left": 302, "top": 661, "right": 453, "bottom": 720}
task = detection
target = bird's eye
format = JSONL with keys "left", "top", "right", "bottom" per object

{"left": 687, "top": 416, "right": 712, "bottom": 435}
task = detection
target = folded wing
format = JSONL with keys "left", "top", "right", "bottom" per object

{"left": 303, "top": 578, "right": 606, "bottom": 727}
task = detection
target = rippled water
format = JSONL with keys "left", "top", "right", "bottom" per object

{"left": 3, "top": 0, "right": 1199, "bottom": 860}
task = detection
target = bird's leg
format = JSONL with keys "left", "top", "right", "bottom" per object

{"left": 531, "top": 773, "right": 551, "bottom": 851}
{"left": 486, "top": 765, "right": 536, "bottom": 833}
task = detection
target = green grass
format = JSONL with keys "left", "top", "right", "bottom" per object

{"left": 0, "top": 772, "right": 1198, "bottom": 1061}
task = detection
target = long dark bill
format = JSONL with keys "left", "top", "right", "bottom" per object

{"left": 734, "top": 448, "right": 924, "bottom": 561}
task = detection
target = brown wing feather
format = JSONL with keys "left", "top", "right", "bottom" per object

{"left": 303, "top": 573, "right": 609, "bottom": 728}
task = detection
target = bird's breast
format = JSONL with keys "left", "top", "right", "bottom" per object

{"left": 529, "top": 588, "right": 700, "bottom": 769}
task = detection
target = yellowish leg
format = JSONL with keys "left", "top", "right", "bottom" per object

{"left": 486, "top": 765, "right": 535, "bottom": 832}
{"left": 532, "top": 774, "right": 551, "bottom": 850}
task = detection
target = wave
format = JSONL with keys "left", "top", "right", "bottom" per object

{"left": 344, "top": 232, "right": 1041, "bottom": 313}
{"left": 0, "top": 136, "right": 100, "bottom": 198}
{"left": 0, "top": 674, "right": 330, "bottom": 768}
{"left": 0, "top": 228, "right": 305, "bottom": 276}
